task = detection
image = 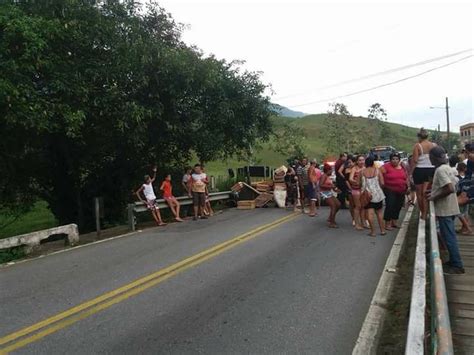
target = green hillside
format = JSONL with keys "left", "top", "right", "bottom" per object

{"left": 205, "top": 114, "right": 451, "bottom": 177}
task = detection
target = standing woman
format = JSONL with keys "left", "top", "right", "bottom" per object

{"left": 319, "top": 163, "right": 341, "bottom": 228}
{"left": 349, "top": 155, "right": 366, "bottom": 230}
{"left": 343, "top": 156, "right": 356, "bottom": 226}
{"left": 361, "top": 156, "right": 386, "bottom": 236}
{"left": 411, "top": 128, "right": 436, "bottom": 219}
{"left": 381, "top": 153, "right": 408, "bottom": 229}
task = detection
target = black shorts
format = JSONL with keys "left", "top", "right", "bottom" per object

{"left": 305, "top": 184, "right": 317, "bottom": 201}
{"left": 413, "top": 167, "right": 435, "bottom": 185}
{"left": 364, "top": 201, "right": 383, "bottom": 210}
{"left": 192, "top": 192, "right": 206, "bottom": 206}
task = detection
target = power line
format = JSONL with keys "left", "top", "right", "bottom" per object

{"left": 289, "top": 54, "right": 473, "bottom": 108}
{"left": 275, "top": 48, "right": 473, "bottom": 100}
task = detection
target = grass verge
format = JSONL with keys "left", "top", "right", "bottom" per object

{"left": 377, "top": 209, "right": 419, "bottom": 353}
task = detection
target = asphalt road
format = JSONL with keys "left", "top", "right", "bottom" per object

{"left": 0, "top": 206, "right": 403, "bottom": 354}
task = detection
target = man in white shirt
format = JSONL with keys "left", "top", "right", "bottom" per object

{"left": 428, "top": 146, "right": 464, "bottom": 274}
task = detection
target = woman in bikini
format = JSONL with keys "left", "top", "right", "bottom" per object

{"left": 342, "top": 155, "right": 356, "bottom": 226}
{"left": 349, "top": 155, "right": 366, "bottom": 230}
{"left": 319, "top": 163, "right": 341, "bottom": 228}
{"left": 411, "top": 128, "right": 436, "bottom": 219}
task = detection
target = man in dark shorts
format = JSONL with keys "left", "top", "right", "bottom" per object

{"left": 187, "top": 164, "right": 208, "bottom": 220}
{"left": 335, "top": 152, "right": 348, "bottom": 208}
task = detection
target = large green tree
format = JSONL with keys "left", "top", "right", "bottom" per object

{"left": 0, "top": 1, "right": 272, "bottom": 231}
{"left": 324, "top": 102, "right": 353, "bottom": 154}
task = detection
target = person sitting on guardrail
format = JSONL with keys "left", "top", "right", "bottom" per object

{"left": 135, "top": 167, "right": 166, "bottom": 226}
{"left": 188, "top": 164, "right": 208, "bottom": 220}
{"left": 160, "top": 174, "right": 184, "bottom": 222}
{"left": 427, "top": 146, "right": 465, "bottom": 275}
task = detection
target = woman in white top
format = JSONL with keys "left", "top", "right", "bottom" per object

{"left": 361, "top": 156, "right": 386, "bottom": 237}
{"left": 411, "top": 128, "right": 436, "bottom": 219}
{"left": 135, "top": 167, "right": 166, "bottom": 226}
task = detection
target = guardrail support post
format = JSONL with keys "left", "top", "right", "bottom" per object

{"left": 128, "top": 204, "right": 136, "bottom": 232}
{"left": 95, "top": 197, "right": 101, "bottom": 237}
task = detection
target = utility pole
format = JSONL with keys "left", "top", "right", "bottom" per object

{"left": 445, "top": 97, "right": 450, "bottom": 153}
{"left": 430, "top": 98, "right": 451, "bottom": 153}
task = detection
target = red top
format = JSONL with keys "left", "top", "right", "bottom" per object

{"left": 320, "top": 174, "right": 333, "bottom": 191}
{"left": 161, "top": 180, "right": 173, "bottom": 198}
{"left": 382, "top": 163, "right": 407, "bottom": 193}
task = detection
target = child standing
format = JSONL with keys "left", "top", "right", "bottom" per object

{"left": 428, "top": 146, "right": 465, "bottom": 274}
{"left": 160, "top": 174, "right": 184, "bottom": 222}
{"left": 456, "top": 162, "right": 472, "bottom": 235}
{"left": 135, "top": 167, "right": 166, "bottom": 226}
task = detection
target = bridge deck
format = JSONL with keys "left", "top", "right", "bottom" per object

{"left": 446, "top": 228, "right": 474, "bottom": 353}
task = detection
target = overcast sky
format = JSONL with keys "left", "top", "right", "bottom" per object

{"left": 158, "top": 0, "right": 473, "bottom": 132}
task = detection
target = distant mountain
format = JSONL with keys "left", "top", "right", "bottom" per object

{"left": 270, "top": 103, "right": 306, "bottom": 118}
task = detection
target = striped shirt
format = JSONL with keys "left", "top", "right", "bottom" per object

{"left": 297, "top": 164, "right": 310, "bottom": 186}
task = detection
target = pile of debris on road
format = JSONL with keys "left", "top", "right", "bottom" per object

{"left": 231, "top": 166, "right": 288, "bottom": 210}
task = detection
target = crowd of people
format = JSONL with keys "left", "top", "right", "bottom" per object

{"left": 134, "top": 128, "right": 473, "bottom": 275}
{"left": 284, "top": 152, "right": 408, "bottom": 236}
{"left": 284, "top": 128, "right": 473, "bottom": 274}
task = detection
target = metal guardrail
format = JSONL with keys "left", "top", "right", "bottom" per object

{"left": 127, "top": 191, "right": 233, "bottom": 231}
{"left": 428, "top": 201, "right": 453, "bottom": 354}
{"left": 405, "top": 218, "right": 426, "bottom": 354}
{"left": 405, "top": 202, "right": 453, "bottom": 354}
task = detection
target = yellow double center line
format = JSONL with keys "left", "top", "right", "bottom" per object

{"left": 0, "top": 212, "right": 299, "bottom": 354}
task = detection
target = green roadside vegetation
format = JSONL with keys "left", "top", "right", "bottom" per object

{"left": 377, "top": 209, "right": 418, "bottom": 352}
{"left": 0, "top": 201, "right": 58, "bottom": 239}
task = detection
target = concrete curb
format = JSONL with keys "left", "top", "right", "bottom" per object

{"left": 352, "top": 205, "right": 415, "bottom": 355}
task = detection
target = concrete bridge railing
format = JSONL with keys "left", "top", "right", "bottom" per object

{"left": 0, "top": 224, "right": 79, "bottom": 254}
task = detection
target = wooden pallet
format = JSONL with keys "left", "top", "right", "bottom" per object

{"left": 237, "top": 200, "right": 256, "bottom": 209}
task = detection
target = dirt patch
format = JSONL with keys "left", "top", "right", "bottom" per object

{"left": 377, "top": 209, "right": 419, "bottom": 354}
